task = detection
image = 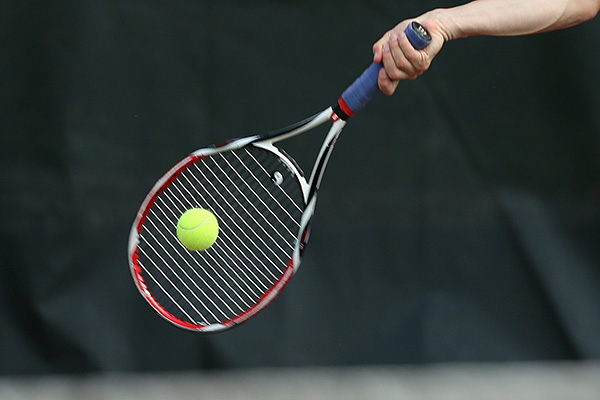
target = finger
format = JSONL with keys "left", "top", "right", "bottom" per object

{"left": 373, "top": 44, "right": 384, "bottom": 63}
{"left": 378, "top": 64, "right": 399, "bottom": 96}
{"left": 372, "top": 31, "right": 391, "bottom": 63}
{"left": 382, "top": 35, "right": 412, "bottom": 81}
{"left": 397, "top": 33, "right": 430, "bottom": 75}
{"left": 388, "top": 33, "right": 419, "bottom": 79}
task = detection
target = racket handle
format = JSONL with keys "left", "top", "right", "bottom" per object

{"left": 338, "top": 21, "right": 431, "bottom": 117}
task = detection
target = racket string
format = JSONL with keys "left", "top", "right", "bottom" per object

{"left": 231, "top": 149, "right": 302, "bottom": 236}
{"left": 176, "top": 171, "right": 277, "bottom": 292}
{"left": 135, "top": 146, "right": 305, "bottom": 326}
{"left": 140, "top": 230, "right": 218, "bottom": 324}
{"left": 149, "top": 200, "right": 252, "bottom": 313}
{"left": 243, "top": 148, "right": 304, "bottom": 213}
{"left": 155, "top": 180, "right": 267, "bottom": 312}
{"left": 147, "top": 200, "right": 255, "bottom": 320}
{"left": 203, "top": 156, "right": 293, "bottom": 265}
{"left": 136, "top": 253, "right": 202, "bottom": 323}
{"left": 155, "top": 182, "right": 263, "bottom": 307}
{"left": 188, "top": 164, "right": 286, "bottom": 276}
{"left": 139, "top": 199, "right": 266, "bottom": 324}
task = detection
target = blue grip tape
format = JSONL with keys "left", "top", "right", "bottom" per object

{"left": 340, "top": 62, "right": 381, "bottom": 114}
{"left": 340, "top": 21, "right": 431, "bottom": 114}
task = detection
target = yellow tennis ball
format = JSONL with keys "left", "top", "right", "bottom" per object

{"left": 176, "top": 208, "right": 219, "bottom": 251}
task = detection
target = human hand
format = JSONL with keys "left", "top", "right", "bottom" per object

{"left": 373, "top": 19, "right": 445, "bottom": 95}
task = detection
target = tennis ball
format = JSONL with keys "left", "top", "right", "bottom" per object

{"left": 176, "top": 208, "right": 219, "bottom": 251}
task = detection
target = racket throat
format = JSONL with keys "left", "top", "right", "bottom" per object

{"left": 295, "top": 195, "right": 317, "bottom": 264}
{"left": 306, "top": 117, "right": 345, "bottom": 200}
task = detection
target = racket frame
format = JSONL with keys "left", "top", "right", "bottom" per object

{"left": 128, "top": 107, "right": 346, "bottom": 332}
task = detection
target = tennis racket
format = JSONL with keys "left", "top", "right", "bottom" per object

{"left": 128, "top": 22, "right": 431, "bottom": 333}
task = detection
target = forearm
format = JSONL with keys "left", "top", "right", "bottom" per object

{"left": 425, "top": 0, "right": 600, "bottom": 41}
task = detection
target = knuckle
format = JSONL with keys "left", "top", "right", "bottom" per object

{"left": 412, "top": 54, "right": 431, "bottom": 73}
{"left": 387, "top": 69, "right": 404, "bottom": 81}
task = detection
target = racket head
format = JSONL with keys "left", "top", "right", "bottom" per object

{"left": 128, "top": 140, "right": 310, "bottom": 332}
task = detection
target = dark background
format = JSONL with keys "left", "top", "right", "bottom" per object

{"left": 2, "top": 0, "right": 599, "bottom": 375}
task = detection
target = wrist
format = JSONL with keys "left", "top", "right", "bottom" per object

{"left": 420, "top": 8, "right": 464, "bottom": 42}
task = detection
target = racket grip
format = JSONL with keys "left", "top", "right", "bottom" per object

{"left": 338, "top": 21, "right": 431, "bottom": 117}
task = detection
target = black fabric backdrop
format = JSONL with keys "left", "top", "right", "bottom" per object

{"left": 1, "top": 0, "right": 600, "bottom": 374}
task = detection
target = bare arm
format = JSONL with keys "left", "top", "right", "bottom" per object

{"left": 374, "top": 0, "right": 600, "bottom": 95}
{"left": 430, "top": 0, "right": 600, "bottom": 38}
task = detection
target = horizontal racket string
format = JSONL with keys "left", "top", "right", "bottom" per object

{"left": 136, "top": 146, "right": 305, "bottom": 326}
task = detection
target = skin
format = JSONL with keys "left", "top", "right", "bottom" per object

{"left": 372, "top": 0, "right": 600, "bottom": 95}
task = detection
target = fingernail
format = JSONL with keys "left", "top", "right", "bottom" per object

{"left": 380, "top": 69, "right": 388, "bottom": 79}
{"left": 390, "top": 33, "right": 398, "bottom": 42}
{"left": 384, "top": 43, "right": 390, "bottom": 52}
